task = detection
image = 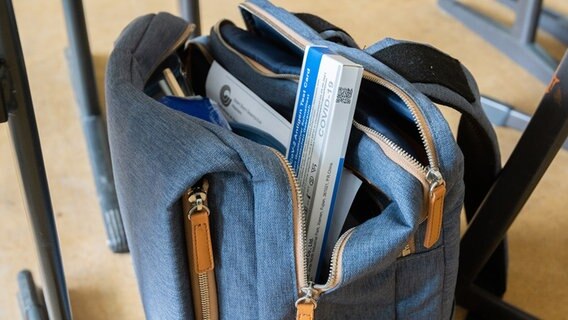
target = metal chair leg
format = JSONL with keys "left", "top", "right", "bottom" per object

{"left": 439, "top": 0, "right": 558, "bottom": 83}
{"left": 481, "top": 96, "right": 568, "bottom": 149}
{"left": 61, "top": 0, "right": 128, "bottom": 253}
{"left": 457, "top": 51, "right": 568, "bottom": 319}
{"left": 179, "top": 0, "right": 201, "bottom": 36}
{"left": 18, "top": 271, "right": 49, "bottom": 320}
{"left": 500, "top": 0, "right": 568, "bottom": 45}
{"left": 0, "top": 0, "right": 72, "bottom": 318}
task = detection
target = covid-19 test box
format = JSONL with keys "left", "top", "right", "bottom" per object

{"left": 287, "top": 46, "right": 363, "bottom": 280}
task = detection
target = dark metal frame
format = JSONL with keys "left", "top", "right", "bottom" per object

{"left": 1, "top": 0, "right": 72, "bottom": 318}
{"left": 57, "top": 0, "right": 203, "bottom": 254}
{"left": 457, "top": 52, "right": 568, "bottom": 319}
{"left": 1, "top": 1, "right": 202, "bottom": 318}
{"left": 481, "top": 96, "right": 568, "bottom": 150}
{"left": 500, "top": 0, "right": 568, "bottom": 45}
{"left": 179, "top": 0, "right": 202, "bottom": 36}
{"left": 439, "top": 0, "right": 566, "bottom": 83}
{"left": 439, "top": 2, "right": 568, "bottom": 315}
{"left": 61, "top": 0, "right": 127, "bottom": 253}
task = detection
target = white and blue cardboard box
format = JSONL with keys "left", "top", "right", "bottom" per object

{"left": 287, "top": 46, "right": 363, "bottom": 280}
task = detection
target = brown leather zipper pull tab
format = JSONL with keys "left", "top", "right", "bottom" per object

{"left": 184, "top": 179, "right": 219, "bottom": 320}
{"left": 424, "top": 168, "right": 446, "bottom": 248}
{"left": 296, "top": 301, "right": 315, "bottom": 320}
{"left": 296, "top": 283, "right": 317, "bottom": 320}
{"left": 187, "top": 179, "right": 214, "bottom": 273}
{"left": 189, "top": 210, "right": 214, "bottom": 273}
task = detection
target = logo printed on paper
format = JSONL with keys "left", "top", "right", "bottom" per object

{"left": 220, "top": 85, "right": 232, "bottom": 107}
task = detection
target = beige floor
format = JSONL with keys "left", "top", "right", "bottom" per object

{"left": 1, "top": 0, "right": 566, "bottom": 319}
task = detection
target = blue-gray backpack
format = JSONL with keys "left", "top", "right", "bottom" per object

{"left": 106, "top": 1, "right": 501, "bottom": 319}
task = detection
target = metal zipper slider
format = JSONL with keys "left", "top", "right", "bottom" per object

{"left": 187, "top": 179, "right": 214, "bottom": 273}
{"left": 400, "top": 233, "right": 416, "bottom": 257}
{"left": 423, "top": 168, "right": 446, "bottom": 248}
{"left": 188, "top": 179, "right": 209, "bottom": 212}
{"left": 295, "top": 282, "right": 317, "bottom": 320}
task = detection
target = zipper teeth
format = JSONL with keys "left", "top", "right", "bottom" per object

{"left": 240, "top": 3, "right": 305, "bottom": 51}
{"left": 192, "top": 41, "right": 214, "bottom": 64}
{"left": 269, "top": 149, "right": 308, "bottom": 289}
{"left": 198, "top": 273, "right": 211, "bottom": 320}
{"left": 271, "top": 146, "right": 356, "bottom": 294}
{"left": 214, "top": 21, "right": 299, "bottom": 80}
{"left": 319, "top": 228, "right": 356, "bottom": 290}
{"left": 187, "top": 183, "right": 213, "bottom": 320}
{"left": 352, "top": 120, "right": 432, "bottom": 225}
{"left": 241, "top": 3, "right": 438, "bottom": 168}
{"left": 242, "top": 2, "right": 437, "bottom": 171}
{"left": 243, "top": 0, "right": 441, "bottom": 294}
{"left": 146, "top": 24, "right": 194, "bottom": 82}
{"left": 361, "top": 73, "right": 437, "bottom": 169}
{"left": 353, "top": 120, "right": 427, "bottom": 174}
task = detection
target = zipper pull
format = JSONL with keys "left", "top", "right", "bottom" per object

{"left": 400, "top": 233, "right": 415, "bottom": 257}
{"left": 423, "top": 168, "right": 446, "bottom": 248}
{"left": 187, "top": 179, "right": 214, "bottom": 273}
{"left": 188, "top": 179, "right": 209, "bottom": 212}
{"left": 295, "top": 283, "right": 317, "bottom": 320}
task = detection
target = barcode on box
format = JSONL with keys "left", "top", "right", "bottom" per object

{"left": 336, "top": 87, "right": 353, "bottom": 104}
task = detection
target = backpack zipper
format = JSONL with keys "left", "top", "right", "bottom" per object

{"left": 145, "top": 23, "right": 195, "bottom": 83}
{"left": 184, "top": 179, "right": 219, "bottom": 320}
{"left": 352, "top": 120, "right": 445, "bottom": 248}
{"left": 241, "top": 1, "right": 446, "bottom": 248}
{"left": 213, "top": 20, "right": 300, "bottom": 81}
{"left": 271, "top": 149, "right": 356, "bottom": 320}
{"left": 240, "top": 2, "right": 306, "bottom": 53}
{"left": 240, "top": 1, "right": 441, "bottom": 167}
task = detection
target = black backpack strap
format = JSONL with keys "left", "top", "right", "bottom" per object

{"left": 371, "top": 42, "right": 501, "bottom": 217}
{"left": 293, "top": 13, "right": 360, "bottom": 48}
{"left": 371, "top": 42, "right": 507, "bottom": 296}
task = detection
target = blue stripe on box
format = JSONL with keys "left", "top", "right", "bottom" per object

{"left": 287, "top": 46, "right": 331, "bottom": 172}
{"left": 315, "top": 157, "right": 345, "bottom": 280}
